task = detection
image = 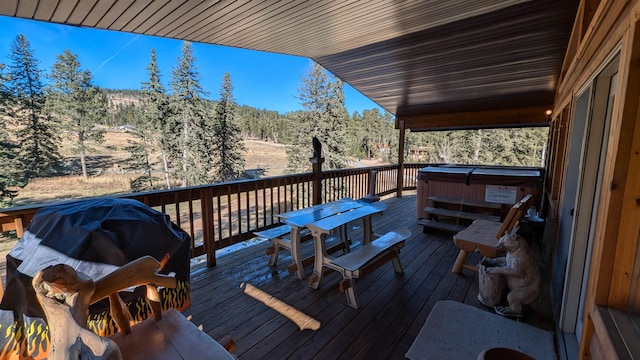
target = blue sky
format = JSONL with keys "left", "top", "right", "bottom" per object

{"left": 0, "top": 16, "right": 382, "bottom": 115}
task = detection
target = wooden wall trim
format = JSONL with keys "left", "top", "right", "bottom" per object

{"left": 578, "top": 2, "right": 640, "bottom": 358}
{"left": 555, "top": 0, "right": 631, "bottom": 109}
{"left": 398, "top": 106, "right": 549, "bottom": 131}
{"left": 589, "top": 306, "right": 630, "bottom": 358}
{"left": 608, "top": 31, "right": 640, "bottom": 308}
{"left": 559, "top": 0, "right": 585, "bottom": 86}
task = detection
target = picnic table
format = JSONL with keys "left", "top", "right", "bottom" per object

{"left": 274, "top": 198, "right": 369, "bottom": 279}
{"left": 304, "top": 202, "right": 411, "bottom": 308}
{"left": 255, "top": 198, "right": 379, "bottom": 279}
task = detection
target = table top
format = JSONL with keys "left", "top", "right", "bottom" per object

{"left": 279, "top": 198, "right": 367, "bottom": 227}
{"left": 306, "top": 202, "right": 386, "bottom": 233}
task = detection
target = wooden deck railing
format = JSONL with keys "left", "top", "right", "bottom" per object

{"left": 0, "top": 164, "right": 425, "bottom": 267}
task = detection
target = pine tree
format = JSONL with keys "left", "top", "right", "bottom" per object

{"left": 168, "top": 42, "right": 212, "bottom": 187}
{"left": 0, "top": 64, "right": 26, "bottom": 207}
{"left": 141, "top": 48, "right": 172, "bottom": 188}
{"left": 45, "top": 50, "right": 106, "bottom": 180}
{"left": 124, "top": 111, "right": 158, "bottom": 192}
{"left": 212, "top": 72, "right": 245, "bottom": 182}
{"left": 286, "top": 62, "right": 349, "bottom": 172}
{"left": 322, "top": 78, "right": 349, "bottom": 169}
{"left": 7, "top": 34, "right": 62, "bottom": 179}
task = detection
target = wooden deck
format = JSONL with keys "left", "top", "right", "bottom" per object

{"left": 184, "top": 193, "right": 556, "bottom": 359}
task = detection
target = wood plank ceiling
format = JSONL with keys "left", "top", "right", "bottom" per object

{"left": 0, "top": 0, "right": 579, "bottom": 131}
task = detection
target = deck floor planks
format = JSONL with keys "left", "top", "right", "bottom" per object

{"left": 315, "top": 231, "right": 456, "bottom": 359}
{"left": 362, "top": 241, "right": 464, "bottom": 359}
{"left": 334, "top": 240, "right": 460, "bottom": 360}
{"left": 184, "top": 194, "right": 556, "bottom": 359}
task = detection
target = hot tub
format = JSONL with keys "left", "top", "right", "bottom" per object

{"left": 416, "top": 165, "right": 543, "bottom": 219}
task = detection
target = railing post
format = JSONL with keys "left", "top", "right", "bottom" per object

{"left": 362, "top": 170, "right": 380, "bottom": 202}
{"left": 311, "top": 137, "right": 324, "bottom": 205}
{"left": 201, "top": 188, "right": 217, "bottom": 267}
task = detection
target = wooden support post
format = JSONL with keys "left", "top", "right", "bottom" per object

{"left": 397, "top": 119, "right": 405, "bottom": 198}
{"left": 310, "top": 136, "right": 324, "bottom": 206}
{"left": 362, "top": 170, "right": 380, "bottom": 202}
{"left": 201, "top": 188, "right": 217, "bottom": 267}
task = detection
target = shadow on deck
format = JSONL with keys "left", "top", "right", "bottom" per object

{"left": 185, "top": 193, "right": 556, "bottom": 360}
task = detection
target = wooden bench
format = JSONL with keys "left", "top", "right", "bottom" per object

{"left": 326, "top": 228, "right": 411, "bottom": 308}
{"left": 451, "top": 194, "right": 533, "bottom": 273}
{"left": 419, "top": 196, "right": 501, "bottom": 233}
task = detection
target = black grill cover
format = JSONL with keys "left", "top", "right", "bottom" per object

{"left": 1, "top": 197, "right": 191, "bottom": 337}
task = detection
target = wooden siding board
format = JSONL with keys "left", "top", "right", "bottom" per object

{"left": 66, "top": 0, "right": 98, "bottom": 25}
{"left": 15, "top": 0, "right": 37, "bottom": 18}
{"left": 33, "top": 0, "right": 57, "bottom": 20}
{"left": 108, "top": 0, "right": 154, "bottom": 30}
{"left": 400, "top": 106, "right": 549, "bottom": 131}
{"left": 556, "top": 0, "right": 631, "bottom": 107}
{"left": 607, "top": 17, "right": 640, "bottom": 309}
{"left": 181, "top": 0, "right": 262, "bottom": 44}
{"left": 50, "top": 0, "right": 78, "bottom": 23}
{"left": 130, "top": 0, "right": 187, "bottom": 34}
{"left": 95, "top": 0, "right": 133, "bottom": 28}
{"left": 119, "top": 0, "right": 170, "bottom": 32}
{"left": 234, "top": 0, "right": 384, "bottom": 55}
{"left": 156, "top": 0, "right": 234, "bottom": 39}
{"left": 143, "top": 0, "right": 207, "bottom": 36}
{"left": 0, "top": 0, "right": 19, "bottom": 16}
{"left": 214, "top": 0, "right": 326, "bottom": 50}
{"left": 177, "top": 0, "right": 293, "bottom": 43}
{"left": 82, "top": 0, "right": 116, "bottom": 27}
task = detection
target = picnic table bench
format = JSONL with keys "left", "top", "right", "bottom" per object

{"left": 305, "top": 201, "right": 410, "bottom": 308}
{"left": 326, "top": 228, "right": 410, "bottom": 308}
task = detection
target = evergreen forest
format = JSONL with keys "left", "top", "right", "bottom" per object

{"left": 0, "top": 35, "right": 548, "bottom": 208}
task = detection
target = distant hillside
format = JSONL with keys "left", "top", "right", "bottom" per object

{"left": 104, "top": 89, "right": 145, "bottom": 111}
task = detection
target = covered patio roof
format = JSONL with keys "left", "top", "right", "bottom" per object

{"left": 0, "top": 0, "right": 578, "bottom": 130}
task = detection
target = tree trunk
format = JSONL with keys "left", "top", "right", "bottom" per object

{"left": 80, "top": 150, "right": 88, "bottom": 181}
{"left": 181, "top": 122, "right": 188, "bottom": 188}
{"left": 473, "top": 129, "right": 482, "bottom": 163}
{"left": 162, "top": 150, "right": 171, "bottom": 189}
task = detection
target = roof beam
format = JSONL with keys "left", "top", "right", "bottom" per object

{"left": 397, "top": 105, "right": 551, "bottom": 131}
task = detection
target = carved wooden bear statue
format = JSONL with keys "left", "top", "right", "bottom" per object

{"left": 484, "top": 233, "right": 540, "bottom": 317}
